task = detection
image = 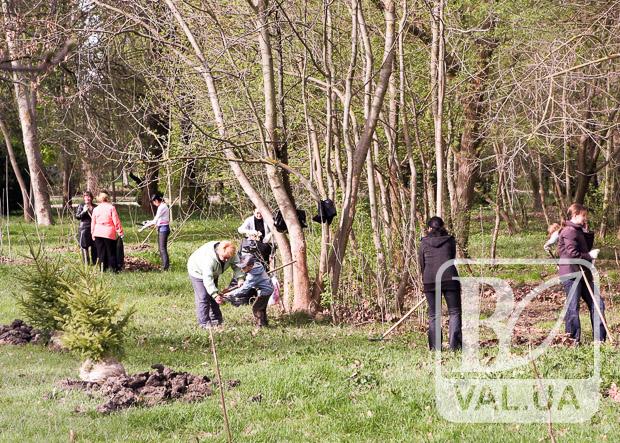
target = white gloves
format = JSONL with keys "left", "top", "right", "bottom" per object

{"left": 589, "top": 249, "right": 600, "bottom": 259}
{"left": 138, "top": 220, "right": 155, "bottom": 232}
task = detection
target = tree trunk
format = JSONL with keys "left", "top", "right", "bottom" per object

{"left": 2, "top": 0, "right": 53, "bottom": 225}
{"left": 0, "top": 117, "right": 33, "bottom": 221}
{"left": 254, "top": 0, "right": 314, "bottom": 313}
{"left": 329, "top": 0, "right": 395, "bottom": 298}
{"left": 163, "top": 0, "right": 296, "bottom": 305}
{"left": 449, "top": 22, "right": 496, "bottom": 255}
{"left": 430, "top": 0, "right": 445, "bottom": 218}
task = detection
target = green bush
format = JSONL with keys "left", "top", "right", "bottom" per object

{"left": 60, "top": 266, "right": 135, "bottom": 361}
{"left": 13, "top": 246, "right": 69, "bottom": 332}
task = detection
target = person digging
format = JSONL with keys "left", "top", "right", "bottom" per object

{"left": 187, "top": 240, "right": 245, "bottom": 329}
{"left": 216, "top": 254, "right": 273, "bottom": 328}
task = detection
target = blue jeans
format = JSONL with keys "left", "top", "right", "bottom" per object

{"left": 563, "top": 277, "right": 606, "bottom": 342}
{"left": 158, "top": 225, "right": 170, "bottom": 270}
{"left": 189, "top": 275, "right": 222, "bottom": 326}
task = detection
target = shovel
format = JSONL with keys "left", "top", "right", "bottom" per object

{"left": 369, "top": 296, "right": 426, "bottom": 341}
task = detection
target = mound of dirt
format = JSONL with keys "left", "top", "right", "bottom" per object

{"left": 123, "top": 256, "right": 159, "bottom": 272}
{"left": 125, "top": 244, "right": 152, "bottom": 253}
{"left": 0, "top": 256, "right": 32, "bottom": 265}
{"left": 56, "top": 364, "right": 234, "bottom": 413}
{"left": 0, "top": 319, "right": 43, "bottom": 345}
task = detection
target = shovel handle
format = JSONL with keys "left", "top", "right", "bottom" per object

{"left": 378, "top": 296, "right": 426, "bottom": 340}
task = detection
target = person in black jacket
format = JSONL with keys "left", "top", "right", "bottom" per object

{"left": 418, "top": 216, "right": 462, "bottom": 351}
{"left": 557, "top": 203, "right": 605, "bottom": 342}
{"left": 75, "top": 191, "right": 97, "bottom": 265}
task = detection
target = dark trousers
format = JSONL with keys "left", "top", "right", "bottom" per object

{"left": 78, "top": 228, "right": 97, "bottom": 265}
{"left": 158, "top": 225, "right": 170, "bottom": 270}
{"left": 189, "top": 275, "right": 223, "bottom": 326}
{"left": 425, "top": 287, "right": 462, "bottom": 351}
{"left": 562, "top": 277, "right": 606, "bottom": 342}
{"left": 94, "top": 237, "right": 117, "bottom": 272}
{"left": 80, "top": 247, "right": 97, "bottom": 265}
{"left": 230, "top": 287, "right": 270, "bottom": 326}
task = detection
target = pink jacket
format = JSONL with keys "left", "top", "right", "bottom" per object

{"left": 91, "top": 202, "right": 124, "bottom": 240}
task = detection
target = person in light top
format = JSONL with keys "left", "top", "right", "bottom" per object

{"left": 187, "top": 240, "right": 244, "bottom": 328}
{"left": 141, "top": 194, "right": 171, "bottom": 270}
{"left": 543, "top": 223, "right": 561, "bottom": 256}
{"left": 238, "top": 208, "right": 273, "bottom": 267}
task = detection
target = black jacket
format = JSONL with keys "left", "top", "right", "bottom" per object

{"left": 75, "top": 203, "right": 96, "bottom": 230}
{"left": 557, "top": 221, "right": 594, "bottom": 277}
{"left": 418, "top": 235, "right": 459, "bottom": 288}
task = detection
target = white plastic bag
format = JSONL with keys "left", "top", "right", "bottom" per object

{"left": 268, "top": 276, "right": 280, "bottom": 306}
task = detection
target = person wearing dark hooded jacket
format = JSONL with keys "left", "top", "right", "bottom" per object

{"left": 418, "top": 216, "right": 462, "bottom": 351}
{"left": 557, "top": 203, "right": 605, "bottom": 342}
{"left": 75, "top": 191, "right": 97, "bottom": 265}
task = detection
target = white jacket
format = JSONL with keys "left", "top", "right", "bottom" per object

{"left": 187, "top": 241, "right": 244, "bottom": 295}
{"left": 238, "top": 215, "right": 272, "bottom": 243}
{"left": 151, "top": 202, "right": 170, "bottom": 227}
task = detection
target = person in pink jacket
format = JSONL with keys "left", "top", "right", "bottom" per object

{"left": 91, "top": 191, "right": 124, "bottom": 272}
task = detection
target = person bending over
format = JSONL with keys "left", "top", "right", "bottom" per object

{"left": 187, "top": 240, "right": 244, "bottom": 328}
{"left": 218, "top": 254, "right": 274, "bottom": 328}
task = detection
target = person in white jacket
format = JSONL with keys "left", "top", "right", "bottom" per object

{"left": 238, "top": 208, "right": 273, "bottom": 267}
{"left": 187, "top": 240, "right": 244, "bottom": 328}
{"left": 140, "top": 194, "right": 171, "bottom": 270}
{"left": 238, "top": 208, "right": 272, "bottom": 242}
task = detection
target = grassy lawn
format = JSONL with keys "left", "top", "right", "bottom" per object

{"left": 1, "top": 211, "right": 620, "bottom": 442}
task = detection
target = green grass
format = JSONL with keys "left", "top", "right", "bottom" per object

{"left": 1, "top": 212, "right": 620, "bottom": 442}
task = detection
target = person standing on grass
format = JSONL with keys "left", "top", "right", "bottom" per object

{"left": 217, "top": 254, "right": 274, "bottom": 328}
{"left": 238, "top": 208, "right": 273, "bottom": 267}
{"left": 187, "top": 240, "right": 244, "bottom": 329}
{"left": 75, "top": 191, "right": 97, "bottom": 265}
{"left": 91, "top": 191, "right": 124, "bottom": 272}
{"left": 418, "top": 216, "right": 462, "bottom": 351}
{"left": 142, "top": 194, "right": 170, "bottom": 271}
{"left": 557, "top": 203, "right": 604, "bottom": 343}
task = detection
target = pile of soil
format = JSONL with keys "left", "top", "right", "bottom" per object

{"left": 125, "top": 244, "right": 151, "bottom": 253}
{"left": 0, "top": 319, "right": 43, "bottom": 345}
{"left": 57, "top": 364, "right": 231, "bottom": 413}
{"left": 123, "top": 256, "right": 159, "bottom": 272}
{"left": 0, "top": 256, "right": 32, "bottom": 265}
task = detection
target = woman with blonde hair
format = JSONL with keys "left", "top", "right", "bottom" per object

{"left": 91, "top": 191, "right": 124, "bottom": 272}
{"left": 187, "top": 240, "right": 244, "bottom": 328}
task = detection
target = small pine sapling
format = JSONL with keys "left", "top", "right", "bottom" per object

{"left": 13, "top": 242, "right": 69, "bottom": 333}
{"left": 60, "top": 266, "right": 135, "bottom": 362}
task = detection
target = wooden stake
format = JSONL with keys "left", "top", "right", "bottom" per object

{"left": 208, "top": 327, "right": 232, "bottom": 443}
{"left": 579, "top": 266, "right": 614, "bottom": 344}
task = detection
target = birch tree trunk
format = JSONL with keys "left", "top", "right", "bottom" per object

{"left": 253, "top": 0, "right": 314, "bottom": 313}
{"left": 430, "top": 0, "right": 445, "bottom": 218}
{"left": 162, "top": 0, "right": 296, "bottom": 305}
{"left": 329, "top": 0, "right": 396, "bottom": 298}
{"left": 2, "top": 0, "right": 53, "bottom": 225}
{"left": 0, "top": 117, "right": 34, "bottom": 221}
